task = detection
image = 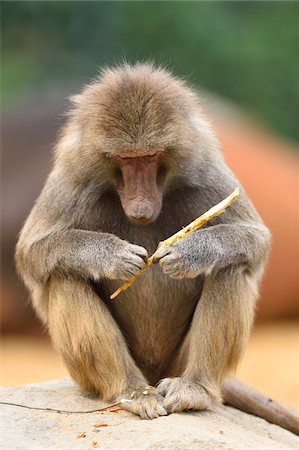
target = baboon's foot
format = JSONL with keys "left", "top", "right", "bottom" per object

{"left": 120, "top": 386, "right": 167, "bottom": 419}
{"left": 157, "top": 377, "right": 219, "bottom": 413}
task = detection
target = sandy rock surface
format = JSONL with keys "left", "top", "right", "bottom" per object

{"left": 1, "top": 378, "right": 298, "bottom": 450}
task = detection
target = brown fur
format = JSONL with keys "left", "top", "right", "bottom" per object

{"left": 16, "top": 63, "right": 270, "bottom": 419}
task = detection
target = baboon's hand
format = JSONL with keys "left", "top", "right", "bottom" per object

{"left": 100, "top": 236, "right": 148, "bottom": 281}
{"left": 153, "top": 232, "right": 217, "bottom": 279}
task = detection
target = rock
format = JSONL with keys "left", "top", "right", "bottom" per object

{"left": 1, "top": 378, "right": 298, "bottom": 450}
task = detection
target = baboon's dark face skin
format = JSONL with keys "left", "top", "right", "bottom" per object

{"left": 113, "top": 151, "right": 165, "bottom": 225}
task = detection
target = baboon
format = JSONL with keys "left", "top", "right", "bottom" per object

{"left": 16, "top": 63, "right": 270, "bottom": 419}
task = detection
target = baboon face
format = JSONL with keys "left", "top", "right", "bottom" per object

{"left": 112, "top": 150, "right": 166, "bottom": 225}
{"left": 71, "top": 65, "right": 198, "bottom": 225}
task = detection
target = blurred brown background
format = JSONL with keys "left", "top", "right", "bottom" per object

{"left": 1, "top": 2, "right": 298, "bottom": 408}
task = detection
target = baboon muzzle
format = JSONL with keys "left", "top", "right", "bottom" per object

{"left": 116, "top": 155, "right": 163, "bottom": 225}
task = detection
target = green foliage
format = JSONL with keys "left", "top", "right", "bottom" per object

{"left": 1, "top": 1, "right": 298, "bottom": 141}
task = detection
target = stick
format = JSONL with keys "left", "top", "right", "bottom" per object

{"left": 110, "top": 187, "right": 239, "bottom": 299}
{"left": 0, "top": 401, "right": 122, "bottom": 414}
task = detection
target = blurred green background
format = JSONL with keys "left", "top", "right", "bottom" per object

{"left": 2, "top": 1, "right": 298, "bottom": 141}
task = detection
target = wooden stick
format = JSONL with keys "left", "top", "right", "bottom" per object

{"left": 110, "top": 187, "right": 240, "bottom": 299}
{"left": 223, "top": 377, "right": 299, "bottom": 436}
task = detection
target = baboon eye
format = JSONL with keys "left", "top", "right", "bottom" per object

{"left": 114, "top": 167, "right": 124, "bottom": 186}
{"left": 157, "top": 165, "right": 167, "bottom": 185}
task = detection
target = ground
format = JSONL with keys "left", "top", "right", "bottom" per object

{"left": 1, "top": 379, "right": 298, "bottom": 450}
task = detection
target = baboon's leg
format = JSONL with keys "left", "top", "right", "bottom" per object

{"left": 158, "top": 269, "right": 257, "bottom": 412}
{"left": 48, "top": 276, "right": 167, "bottom": 419}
